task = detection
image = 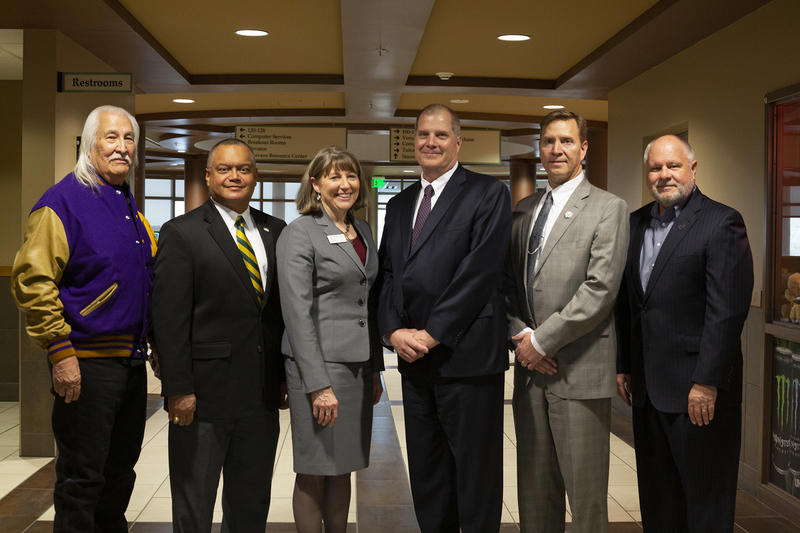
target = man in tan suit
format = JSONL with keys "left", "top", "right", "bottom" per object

{"left": 505, "top": 110, "right": 629, "bottom": 533}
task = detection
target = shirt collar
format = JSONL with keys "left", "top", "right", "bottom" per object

{"left": 546, "top": 172, "right": 584, "bottom": 204}
{"left": 420, "top": 162, "right": 459, "bottom": 197}
{"left": 211, "top": 198, "right": 253, "bottom": 229}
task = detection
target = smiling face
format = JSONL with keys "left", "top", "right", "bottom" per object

{"left": 205, "top": 144, "right": 257, "bottom": 213}
{"left": 414, "top": 111, "right": 462, "bottom": 182}
{"left": 91, "top": 111, "right": 135, "bottom": 185}
{"left": 312, "top": 165, "right": 360, "bottom": 220}
{"left": 539, "top": 118, "right": 588, "bottom": 188}
{"left": 646, "top": 136, "right": 697, "bottom": 214}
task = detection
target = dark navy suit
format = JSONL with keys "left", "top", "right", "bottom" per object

{"left": 377, "top": 163, "right": 511, "bottom": 533}
{"left": 616, "top": 187, "right": 753, "bottom": 532}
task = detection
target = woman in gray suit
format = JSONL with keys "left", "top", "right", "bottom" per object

{"left": 277, "top": 146, "right": 384, "bottom": 533}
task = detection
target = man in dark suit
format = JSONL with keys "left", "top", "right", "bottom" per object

{"left": 505, "top": 110, "right": 629, "bottom": 533}
{"left": 616, "top": 134, "right": 753, "bottom": 532}
{"left": 377, "top": 104, "right": 511, "bottom": 533}
{"left": 152, "top": 138, "right": 286, "bottom": 533}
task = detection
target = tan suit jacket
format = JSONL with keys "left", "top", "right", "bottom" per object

{"left": 506, "top": 177, "right": 629, "bottom": 399}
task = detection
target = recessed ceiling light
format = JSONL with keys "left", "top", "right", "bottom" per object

{"left": 436, "top": 72, "right": 454, "bottom": 80}
{"left": 543, "top": 104, "right": 565, "bottom": 109}
{"left": 177, "top": 150, "right": 186, "bottom": 153}
{"left": 236, "top": 29, "right": 268, "bottom": 37}
{"left": 450, "top": 99, "right": 469, "bottom": 104}
{"left": 173, "top": 99, "right": 195, "bottom": 104}
{"left": 498, "top": 34, "right": 531, "bottom": 42}
{"left": 403, "top": 170, "right": 415, "bottom": 173}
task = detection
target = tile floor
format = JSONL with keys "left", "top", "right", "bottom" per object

{"left": 0, "top": 352, "right": 797, "bottom": 532}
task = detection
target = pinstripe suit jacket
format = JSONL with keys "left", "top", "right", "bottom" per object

{"left": 615, "top": 187, "right": 753, "bottom": 412}
{"left": 506, "top": 177, "right": 629, "bottom": 399}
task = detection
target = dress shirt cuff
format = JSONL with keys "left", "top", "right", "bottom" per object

{"left": 513, "top": 327, "right": 532, "bottom": 347}
{"left": 531, "top": 331, "right": 546, "bottom": 356}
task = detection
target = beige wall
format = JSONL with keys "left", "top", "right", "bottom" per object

{"left": 608, "top": 0, "right": 800, "bottom": 288}
{"left": 0, "top": 81, "right": 23, "bottom": 266}
{"left": 606, "top": 0, "right": 800, "bottom": 496}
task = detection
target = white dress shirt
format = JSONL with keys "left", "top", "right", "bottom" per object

{"left": 518, "top": 173, "right": 586, "bottom": 356}
{"left": 212, "top": 199, "right": 268, "bottom": 289}
{"left": 411, "top": 163, "right": 458, "bottom": 228}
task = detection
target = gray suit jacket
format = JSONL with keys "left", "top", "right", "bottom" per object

{"left": 506, "top": 177, "right": 629, "bottom": 399}
{"left": 277, "top": 209, "right": 383, "bottom": 393}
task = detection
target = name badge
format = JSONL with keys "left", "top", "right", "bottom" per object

{"left": 327, "top": 234, "right": 348, "bottom": 244}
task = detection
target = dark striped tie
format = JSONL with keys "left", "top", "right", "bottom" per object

{"left": 235, "top": 216, "right": 263, "bottom": 305}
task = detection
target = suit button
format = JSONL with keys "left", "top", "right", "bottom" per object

{"left": 358, "top": 298, "right": 365, "bottom": 306}
{"left": 257, "top": 346, "right": 263, "bottom": 353}
{"left": 360, "top": 278, "right": 366, "bottom": 286}
{"left": 358, "top": 319, "right": 366, "bottom": 327}
{"left": 641, "top": 307, "right": 647, "bottom": 314}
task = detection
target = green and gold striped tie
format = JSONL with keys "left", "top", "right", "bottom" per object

{"left": 235, "top": 216, "right": 263, "bottom": 305}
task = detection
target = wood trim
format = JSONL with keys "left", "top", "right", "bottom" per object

{"left": 757, "top": 483, "right": 800, "bottom": 527}
{"left": 135, "top": 108, "right": 346, "bottom": 122}
{"left": 405, "top": 75, "right": 555, "bottom": 91}
{"left": 102, "top": 0, "right": 192, "bottom": 83}
{"left": 190, "top": 74, "right": 343, "bottom": 85}
{"left": 556, "top": 0, "right": 680, "bottom": 87}
{"left": 766, "top": 82, "right": 800, "bottom": 105}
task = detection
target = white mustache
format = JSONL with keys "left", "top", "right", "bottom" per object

{"left": 109, "top": 154, "right": 132, "bottom": 164}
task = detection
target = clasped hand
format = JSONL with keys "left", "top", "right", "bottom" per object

{"left": 389, "top": 328, "right": 439, "bottom": 363}
{"left": 512, "top": 332, "right": 557, "bottom": 375}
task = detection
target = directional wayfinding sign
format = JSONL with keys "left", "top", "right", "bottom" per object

{"left": 389, "top": 127, "right": 501, "bottom": 164}
{"left": 235, "top": 125, "right": 347, "bottom": 162}
{"left": 389, "top": 128, "right": 416, "bottom": 162}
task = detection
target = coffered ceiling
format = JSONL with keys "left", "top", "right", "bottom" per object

{"left": 0, "top": 0, "right": 773, "bottom": 175}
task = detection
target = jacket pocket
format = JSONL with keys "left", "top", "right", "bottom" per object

{"left": 79, "top": 282, "right": 118, "bottom": 317}
{"left": 191, "top": 342, "right": 232, "bottom": 360}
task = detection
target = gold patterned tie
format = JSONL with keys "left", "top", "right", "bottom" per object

{"left": 235, "top": 216, "right": 263, "bottom": 305}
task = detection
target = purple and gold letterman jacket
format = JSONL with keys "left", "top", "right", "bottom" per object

{"left": 11, "top": 172, "right": 157, "bottom": 363}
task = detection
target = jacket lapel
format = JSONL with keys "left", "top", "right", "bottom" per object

{"left": 629, "top": 210, "right": 648, "bottom": 301}
{"left": 535, "top": 178, "right": 590, "bottom": 276}
{"left": 398, "top": 181, "right": 419, "bottom": 260}
{"left": 204, "top": 200, "right": 261, "bottom": 308}
{"left": 408, "top": 164, "right": 466, "bottom": 261}
{"left": 316, "top": 209, "right": 367, "bottom": 275}
{"left": 642, "top": 188, "right": 702, "bottom": 301}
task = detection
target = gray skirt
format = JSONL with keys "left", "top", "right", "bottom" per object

{"left": 285, "top": 358, "right": 374, "bottom": 476}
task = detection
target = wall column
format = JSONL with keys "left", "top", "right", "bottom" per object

{"left": 184, "top": 157, "right": 208, "bottom": 212}
{"left": 509, "top": 158, "right": 537, "bottom": 208}
{"left": 585, "top": 127, "right": 608, "bottom": 190}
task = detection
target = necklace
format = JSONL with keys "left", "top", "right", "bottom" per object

{"left": 336, "top": 221, "right": 355, "bottom": 244}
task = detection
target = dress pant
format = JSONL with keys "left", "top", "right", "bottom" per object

{"left": 633, "top": 395, "right": 741, "bottom": 533}
{"left": 402, "top": 373, "right": 504, "bottom": 533}
{"left": 51, "top": 357, "right": 147, "bottom": 533}
{"left": 513, "top": 364, "right": 611, "bottom": 533}
{"left": 168, "top": 400, "right": 279, "bottom": 533}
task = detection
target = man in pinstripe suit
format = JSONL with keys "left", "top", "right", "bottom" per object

{"left": 616, "top": 135, "right": 753, "bottom": 532}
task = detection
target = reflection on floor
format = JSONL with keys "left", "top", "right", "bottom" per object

{"left": 0, "top": 353, "right": 797, "bottom": 532}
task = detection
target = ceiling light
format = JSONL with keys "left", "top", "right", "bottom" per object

{"left": 173, "top": 98, "right": 194, "bottom": 104}
{"left": 450, "top": 99, "right": 469, "bottom": 104}
{"left": 236, "top": 30, "right": 268, "bottom": 37}
{"left": 403, "top": 170, "right": 415, "bottom": 173}
{"left": 498, "top": 34, "right": 531, "bottom": 42}
{"left": 436, "top": 72, "right": 454, "bottom": 81}
{"left": 543, "top": 104, "right": 565, "bottom": 109}
{"left": 177, "top": 150, "right": 186, "bottom": 153}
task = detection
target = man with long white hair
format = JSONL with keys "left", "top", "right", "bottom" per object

{"left": 11, "top": 105, "right": 156, "bottom": 532}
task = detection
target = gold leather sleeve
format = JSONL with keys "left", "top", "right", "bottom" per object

{"left": 11, "top": 207, "right": 75, "bottom": 361}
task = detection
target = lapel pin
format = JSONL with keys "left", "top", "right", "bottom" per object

{"left": 678, "top": 224, "right": 685, "bottom": 230}
{"left": 564, "top": 211, "right": 574, "bottom": 219}
{"left": 264, "top": 228, "right": 269, "bottom": 232}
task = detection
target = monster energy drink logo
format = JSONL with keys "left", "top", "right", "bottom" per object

{"left": 794, "top": 378, "right": 800, "bottom": 435}
{"left": 777, "top": 375, "right": 791, "bottom": 430}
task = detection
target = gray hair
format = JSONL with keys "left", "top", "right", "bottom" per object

{"left": 643, "top": 135, "right": 695, "bottom": 166}
{"left": 73, "top": 105, "right": 139, "bottom": 190}
{"left": 415, "top": 104, "right": 461, "bottom": 138}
